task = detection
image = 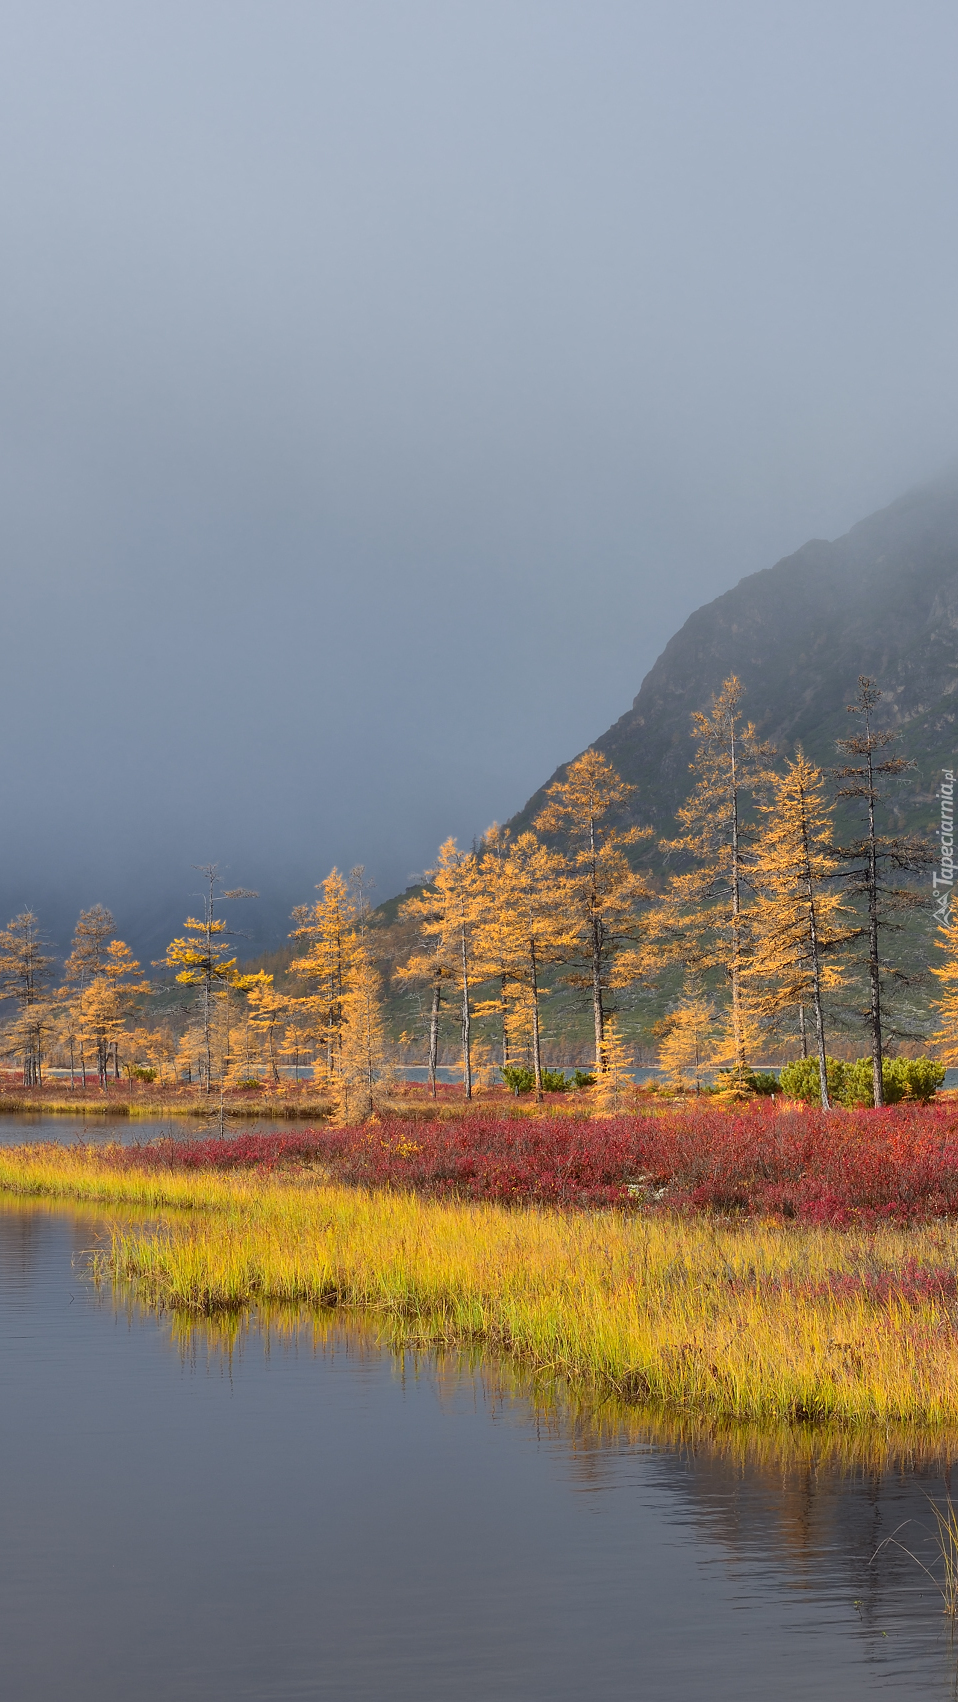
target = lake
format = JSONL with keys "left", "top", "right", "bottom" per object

{"left": 3, "top": 1192, "right": 958, "bottom": 1700}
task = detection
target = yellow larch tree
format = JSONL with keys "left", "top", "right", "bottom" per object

{"left": 126, "top": 1023, "right": 178, "bottom": 1084}
{"left": 175, "top": 1025, "right": 207, "bottom": 1086}
{"left": 592, "top": 1019, "right": 633, "bottom": 1116}
{"left": 245, "top": 971, "right": 290, "bottom": 1084}
{"left": 655, "top": 980, "right": 719, "bottom": 1093}
{"left": 337, "top": 948, "right": 390, "bottom": 1121}
{"left": 280, "top": 1000, "right": 319, "bottom": 1084}
{"left": 158, "top": 918, "right": 239, "bottom": 1091}
{"left": 61, "top": 904, "right": 116, "bottom": 1084}
{"left": 156, "top": 869, "right": 256, "bottom": 1092}
{"left": 289, "top": 868, "right": 358, "bottom": 1084}
{"left": 470, "top": 823, "right": 524, "bottom": 1077}
{"left": 930, "top": 914, "right": 958, "bottom": 1063}
{"left": 0, "top": 911, "right": 54, "bottom": 1085}
{"left": 412, "top": 839, "right": 485, "bottom": 1098}
{"left": 655, "top": 677, "right": 776, "bottom": 1077}
{"left": 476, "top": 830, "right": 573, "bottom": 1102}
{"left": 745, "top": 751, "right": 853, "bottom": 1108}
{"left": 395, "top": 886, "right": 458, "bottom": 1098}
{"left": 534, "top": 749, "right": 653, "bottom": 1076}
{"left": 61, "top": 908, "right": 147, "bottom": 1086}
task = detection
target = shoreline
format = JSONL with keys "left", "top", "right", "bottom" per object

{"left": 3, "top": 1142, "right": 958, "bottom": 1428}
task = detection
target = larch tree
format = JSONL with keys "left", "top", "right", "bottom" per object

{"left": 656, "top": 677, "right": 775, "bottom": 1077}
{"left": 414, "top": 839, "right": 484, "bottom": 1099}
{"left": 337, "top": 948, "right": 390, "bottom": 1121}
{"left": 63, "top": 915, "right": 147, "bottom": 1082}
{"left": 61, "top": 912, "right": 116, "bottom": 1082}
{"left": 930, "top": 913, "right": 958, "bottom": 1061}
{"left": 534, "top": 749, "right": 653, "bottom": 1076}
{"left": 0, "top": 912, "right": 55, "bottom": 1086}
{"left": 157, "top": 866, "right": 257, "bottom": 1092}
{"left": 471, "top": 824, "right": 516, "bottom": 1075}
{"left": 61, "top": 904, "right": 118, "bottom": 1084}
{"left": 289, "top": 868, "right": 358, "bottom": 1084}
{"left": 396, "top": 886, "right": 457, "bottom": 1099}
{"left": 832, "top": 678, "right": 933, "bottom": 1107}
{"left": 591, "top": 1020, "right": 633, "bottom": 1115}
{"left": 655, "top": 979, "right": 719, "bottom": 1094}
{"left": 476, "top": 830, "right": 573, "bottom": 1102}
{"left": 279, "top": 1001, "right": 319, "bottom": 1084}
{"left": 745, "top": 752, "right": 854, "bottom": 1109}
{"left": 245, "top": 971, "right": 289, "bottom": 1084}
{"left": 100, "top": 940, "right": 150, "bottom": 1079}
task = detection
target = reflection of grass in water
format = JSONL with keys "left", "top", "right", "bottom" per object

{"left": 143, "top": 1287, "right": 958, "bottom": 1482}
{"left": 13, "top": 1143, "right": 958, "bottom": 1427}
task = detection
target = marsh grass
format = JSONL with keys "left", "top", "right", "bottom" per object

{"left": 11, "top": 1143, "right": 958, "bottom": 1426}
{"left": 0, "top": 1089, "right": 334, "bottom": 1119}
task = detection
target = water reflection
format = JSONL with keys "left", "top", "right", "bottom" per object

{"left": 3, "top": 1199, "right": 958, "bottom": 1700}
{"left": 162, "top": 1300, "right": 958, "bottom": 1689}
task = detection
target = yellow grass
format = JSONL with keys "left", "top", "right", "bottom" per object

{"left": 0, "top": 1086, "right": 333, "bottom": 1118}
{"left": 5, "top": 1141, "right": 958, "bottom": 1427}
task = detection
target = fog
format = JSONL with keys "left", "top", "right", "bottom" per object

{"left": 2, "top": 0, "right": 957, "bottom": 955}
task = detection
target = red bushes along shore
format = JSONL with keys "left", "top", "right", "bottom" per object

{"left": 105, "top": 1104, "right": 958, "bottom": 1225}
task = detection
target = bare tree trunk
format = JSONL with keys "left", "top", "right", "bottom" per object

{"left": 530, "top": 937, "right": 543, "bottom": 1104}
{"left": 589, "top": 816, "right": 605, "bottom": 1074}
{"left": 798, "top": 1002, "right": 808, "bottom": 1058}
{"left": 592, "top": 919, "right": 605, "bottom": 1075}
{"left": 864, "top": 729, "right": 884, "bottom": 1107}
{"left": 461, "top": 956, "right": 472, "bottom": 1100}
{"left": 69, "top": 1038, "right": 76, "bottom": 1091}
{"left": 204, "top": 971, "right": 213, "bottom": 1093}
{"left": 805, "top": 873, "right": 831, "bottom": 1111}
{"left": 728, "top": 715, "right": 746, "bottom": 1072}
{"left": 428, "top": 980, "right": 441, "bottom": 1099}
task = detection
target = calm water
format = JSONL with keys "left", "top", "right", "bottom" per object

{"left": 3, "top": 1204, "right": 958, "bottom": 1699}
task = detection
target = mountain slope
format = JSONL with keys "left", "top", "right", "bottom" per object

{"left": 512, "top": 473, "right": 958, "bottom": 842}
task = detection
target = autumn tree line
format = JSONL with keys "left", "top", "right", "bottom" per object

{"left": 2, "top": 674, "right": 958, "bottom": 1113}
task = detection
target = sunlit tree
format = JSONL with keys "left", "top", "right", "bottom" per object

{"left": 413, "top": 839, "right": 484, "bottom": 1098}
{"left": 534, "top": 749, "right": 653, "bottom": 1076}
{"left": 475, "top": 830, "right": 573, "bottom": 1101}
{"left": 337, "top": 949, "right": 390, "bottom": 1121}
{"left": 655, "top": 980, "right": 719, "bottom": 1094}
{"left": 290, "top": 868, "right": 358, "bottom": 1083}
{"left": 745, "top": 752, "right": 852, "bottom": 1108}
{"left": 157, "top": 867, "right": 256, "bottom": 1092}
{"left": 0, "top": 911, "right": 55, "bottom": 1085}
{"left": 655, "top": 677, "right": 775, "bottom": 1077}
{"left": 396, "top": 886, "right": 457, "bottom": 1098}
{"left": 245, "top": 971, "right": 290, "bottom": 1084}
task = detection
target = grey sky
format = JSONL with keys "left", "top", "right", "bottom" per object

{"left": 2, "top": 0, "right": 957, "bottom": 953}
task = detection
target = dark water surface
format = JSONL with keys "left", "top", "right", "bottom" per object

{"left": 2, "top": 1207, "right": 958, "bottom": 1700}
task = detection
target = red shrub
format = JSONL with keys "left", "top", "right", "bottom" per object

{"left": 123, "top": 1104, "right": 958, "bottom": 1225}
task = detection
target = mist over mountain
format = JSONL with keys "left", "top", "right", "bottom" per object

{"left": 514, "top": 471, "right": 958, "bottom": 848}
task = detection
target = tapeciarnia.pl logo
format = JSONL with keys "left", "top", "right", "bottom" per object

{"left": 934, "top": 767, "right": 955, "bottom": 926}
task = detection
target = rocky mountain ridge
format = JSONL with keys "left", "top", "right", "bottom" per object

{"left": 512, "top": 472, "right": 958, "bottom": 844}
